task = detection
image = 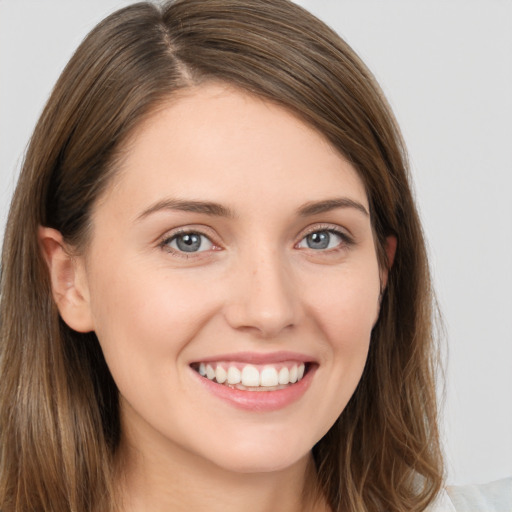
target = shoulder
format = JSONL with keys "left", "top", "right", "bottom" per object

{"left": 427, "top": 477, "right": 512, "bottom": 512}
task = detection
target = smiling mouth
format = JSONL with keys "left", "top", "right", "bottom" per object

{"left": 191, "top": 361, "right": 310, "bottom": 391}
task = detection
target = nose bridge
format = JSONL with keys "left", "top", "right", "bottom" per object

{"left": 225, "top": 243, "right": 298, "bottom": 337}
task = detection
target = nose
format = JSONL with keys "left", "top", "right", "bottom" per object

{"left": 223, "top": 249, "right": 300, "bottom": 338}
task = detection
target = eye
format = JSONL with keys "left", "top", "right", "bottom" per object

{"left": 297, "top": 229, "right": 345, "bottom": 250}
{"left": 165, "top": 232, "right": 214, "bottom": 253}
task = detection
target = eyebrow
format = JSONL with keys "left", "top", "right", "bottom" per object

{"left": 136, "top": 196, "right": 368, "bottom": 222}
{"left": 297, "top": 198, "right": 369, "bottom": 217}
{"left": 136, "top": 198, "right": 236, "bottom": 221}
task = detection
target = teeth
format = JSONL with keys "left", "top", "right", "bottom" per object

{"left": 215, "top": 366, "right": 227, "bottom": 384}
{"left": 278, "top": 367, "right": 290, "bottom": 385}
{"left": 197, "top": 362, "right": 307, "bottom": 389}
{"left": 260, "top": 367, "right": 279, "bottom": 387}
{"left": 241, "top": 365, "right": 260, "bottom": 386}
{"left": 206, "top": 364, "right": 215, "bottom": 380}
{"left": 227, "top": 366, "right": 241, "bottom": 385}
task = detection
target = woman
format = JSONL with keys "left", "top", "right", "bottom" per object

{"left": 1, "top": 1, "right": 505, "bottom": 511}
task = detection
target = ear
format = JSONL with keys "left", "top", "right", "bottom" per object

{"left": 38, "top": 227, "right": 94, "bottom": 333}
{"left": 380, "top": 235, "right": 397, "bottom": 291}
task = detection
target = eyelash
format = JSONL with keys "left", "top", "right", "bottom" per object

{"left": 296, "top": 224, "right": 354, "bottom": 252}
{"left": 159, "top": 228, "right": 218, "bottom": 259}
{"left": 159, "top": 224, "right": 354, "bottom": 258}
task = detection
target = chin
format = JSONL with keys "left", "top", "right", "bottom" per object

{"left": 196, "top": 432, "right": 314, "bottom": 475}
{"left": 214, "top": 453, "right": 309, "bottom": 475}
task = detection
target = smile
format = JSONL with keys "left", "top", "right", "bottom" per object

{"left": 190, "top": 352, "right": 316, "bottom": 411}
{"left": 194, "top": 362, "right": 307, "bottom": 390}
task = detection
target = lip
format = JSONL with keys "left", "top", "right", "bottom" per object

{"left": 190, "top": 350, "right": 315, "bottom": 365}
{"left": 189, "top": 352, "right": 317, "bottom": 412}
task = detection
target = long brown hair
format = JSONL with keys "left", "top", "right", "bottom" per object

{"left": 0, "top": 1, "right": 444, "bottom": 510}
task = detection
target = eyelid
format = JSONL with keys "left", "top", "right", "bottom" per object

{"left": 297, "top": 223, "right": 354, "bottom": 246}
{"left": 158, "top": 224, "right": 218, "bottom": 243}
{"left": 158, "top": 225, "right": 222, "bottom": 257}
{"left": 156, "top": 222, "right": 354, "bottom": 259}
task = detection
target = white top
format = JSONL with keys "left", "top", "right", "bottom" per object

{"left": 427, "top": 478, "right": 512, "bottom": 511}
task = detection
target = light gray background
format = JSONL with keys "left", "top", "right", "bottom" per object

{"left": 1, "top": 0, "right": 511, "bottom": 486}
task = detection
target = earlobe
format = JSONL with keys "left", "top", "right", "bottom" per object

{"left": 38, "top": 227, "right": 94, "bottom": 333}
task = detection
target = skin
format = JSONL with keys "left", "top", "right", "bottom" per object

{"left": 41, "top": 83, "right": 394, "bottom": 512}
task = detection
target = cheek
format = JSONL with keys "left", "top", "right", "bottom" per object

{"left": 302, "top": 261, "right": 380, "bottom": 406}
{"left": 86, "top": 261, "right": 220, "bottom": 386}
{"left": 307, "top": 264, "right": 381, "bottom": 345}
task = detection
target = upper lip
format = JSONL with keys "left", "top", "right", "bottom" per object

{"left": 190, "top": 351, "right": 316, "bottom": 365}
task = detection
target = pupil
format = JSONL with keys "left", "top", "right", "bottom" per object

{"left": 177, "top": 233, "right": 201, "bottom": 252}
{"left": 308, "top": 231, "right": 329, "bottom": 249}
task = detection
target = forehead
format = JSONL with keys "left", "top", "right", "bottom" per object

{"left": 99, "top": 83, "right": 368, "bottom": 218}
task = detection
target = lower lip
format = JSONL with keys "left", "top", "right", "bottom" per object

{"left": 192, "top": 365, "right": 316, "bottom": 412}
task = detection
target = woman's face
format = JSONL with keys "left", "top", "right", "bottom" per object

{"left": 73, "top": 83, "right": 385, "bottom": 473}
